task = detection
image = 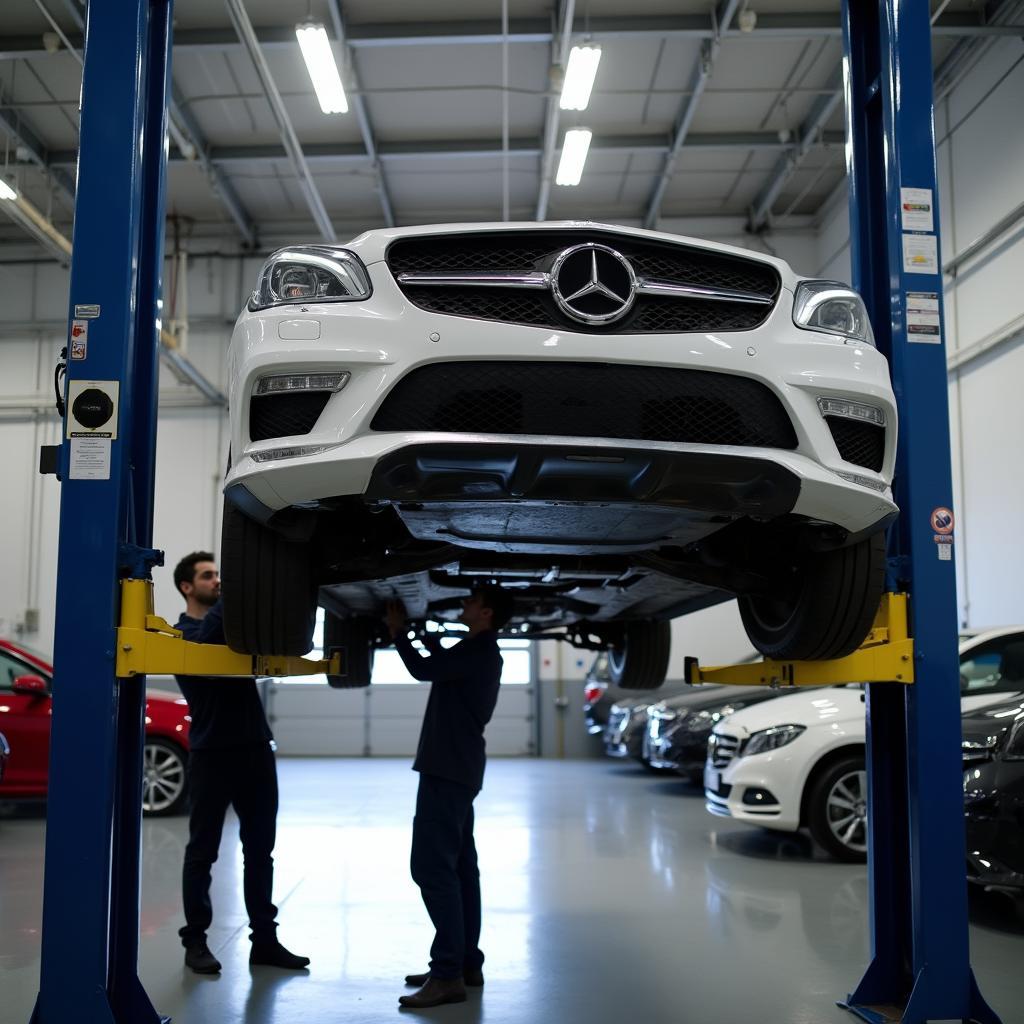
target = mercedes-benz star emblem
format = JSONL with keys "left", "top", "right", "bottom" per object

{"left": 550, "top": 243, "right": 637, "bottom": 325}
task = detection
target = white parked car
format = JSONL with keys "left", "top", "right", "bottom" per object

{"left": 220, "top": 222, "right": 897, "bottom": 687}
{"left": 704, "top": 628, "right": 1024, "bottom": 860}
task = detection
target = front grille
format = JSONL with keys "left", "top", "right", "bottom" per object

{"left": 826, "top": 416, "right": 885, "bottom": 472}
{"left": 371, "top": 362, "right": 798, "bottom": 450}
{"left": 249, "top": 392, "right": 331, "bottom": 442}
{"left": 387, "top": 230, "right": 780, "bottom": 333}
{"left": 710, "top": 732, "right": 741, "bottom": 769}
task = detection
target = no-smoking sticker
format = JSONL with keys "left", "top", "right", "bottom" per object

{"left": 931, "top": 507, "right": 954, "bottom": 534}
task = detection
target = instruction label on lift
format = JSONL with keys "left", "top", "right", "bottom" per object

{"left": 906, "top": 292, "right": 941, "bottom": 343}
{"left": 69, "top": 437, "right": 111, "bottom": 480}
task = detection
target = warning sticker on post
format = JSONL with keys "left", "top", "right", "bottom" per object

{"left": 902, "top": 233, "right": 938, "bottom": 274}
{"left": 900, "top": 187, "right": 934, "bottom": 232}
{"left": 906, "top": 291, "right": 941, "bottom": 344}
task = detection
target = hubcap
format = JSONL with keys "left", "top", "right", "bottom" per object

{"left": 142, "top": 743, "right": 186, "bottom": 813}
{"left": 825, "top": 769, "right": 868, "bottom": 853}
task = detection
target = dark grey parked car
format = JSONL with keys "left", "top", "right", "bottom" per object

{"left": 605, "top": 685, "right": 725, "bottom": 763}
{"left": 584, "top": 653, "right": 691, "bottom": 737}
{"left": 643, "top": 685, "right": 788, "bottom": 783}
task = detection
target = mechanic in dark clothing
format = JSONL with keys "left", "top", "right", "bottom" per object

{"left": 172, "top": 551, "right": 309, "bottom": 976}
{"left": 385, "top": 587, "right": 513, "bottom": 1009}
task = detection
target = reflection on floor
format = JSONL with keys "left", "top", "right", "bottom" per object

{"left": 2, "top": 759, "right": 1023, "bottom": 1024}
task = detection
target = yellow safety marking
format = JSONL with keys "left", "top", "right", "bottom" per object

{"left": 115, "top": 578, "right": 341, "bottom": 679}
{"left": 686, "top": 592, "right": 914, "bottom": 687}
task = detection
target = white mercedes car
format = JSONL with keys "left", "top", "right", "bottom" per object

{"left": 219, "top": 222, "right": 897, "bottom": 686}
{"left": 704, "top": 628, "right": 1024, "bottom": 860}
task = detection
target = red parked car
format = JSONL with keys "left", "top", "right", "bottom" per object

{"left": 0, "top": 638, "right": 191, "bottom": 816}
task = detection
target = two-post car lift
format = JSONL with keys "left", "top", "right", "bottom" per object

{"left": 28, "top": 2, "right": 999, "bottom": 1023}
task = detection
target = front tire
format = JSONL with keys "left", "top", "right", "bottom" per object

{"left": 806, "top": 755, "right": 869, "bottom": 862}
{"left": 221, "top": 501, "right": 317, "bottom": 655}
{"left": 607, "top": 620, "right": 671, "bottom": 690}
{"left": 738, "top": 531, "right": 886, "bottom": 660}
{"left": 324, "top": 612, "right": 376, "bottom": 688}
{"left": 142, "top": 738, "right": 188, "bottom": 817}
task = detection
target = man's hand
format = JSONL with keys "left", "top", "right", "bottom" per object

{"left": 385, "top": 599, "right": 408, "bottom": 640}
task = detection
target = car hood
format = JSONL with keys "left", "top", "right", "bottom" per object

{"left": 712, "top": 686, "right": 865, "bottom": 736}
{"left": 147, "top": 690, "right": 188, "bottom": 707}
{"left": 610, "top": 683, "right": 721, "bottom": 713}
{"left": 651, "top": 685, "right": 782, "bottom": 716}
{"left": 961, "top": 696, "right": 1024, "bottom": 748}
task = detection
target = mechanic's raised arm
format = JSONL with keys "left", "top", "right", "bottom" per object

{"left": 393, "top": 631, "right": 475, "bottom": 683}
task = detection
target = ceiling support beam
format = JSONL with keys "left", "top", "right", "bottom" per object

{"left": 43, "top": 0, "right": 256, "bottom": 246}
{"left": 224, "top": 0, "right": 335, "bottom": 242}
{"left": 47, "top": 130, "right": 847, "bottom": 169}
{"left": 643, "top": 0, "right": 740, "bottom": 230}
{"left": 747, "top": 75, "right": 843, "bottom": 231}
{"left": 327, "top": 0, "right": 395, "bottom": 227}
{"left": 0, "top": 108, "right": 76, "bottom": 202}
{"left": 535, "top": 0, "right": 575, "bottom": 222}
{"left": 1, "top": 12, "right": 1020, "bottom": 60}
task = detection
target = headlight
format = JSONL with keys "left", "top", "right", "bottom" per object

{"left": 250, "top": 246, "right": 372, "bottom": 310}
{"left": 793, "top": 281, "right": 875, "bottom": 347}
{"left": 742, "top": 723, "right": 806, "bottom": 756}
{"left": 684, "top": 704, "right": 741, "bottom": 732}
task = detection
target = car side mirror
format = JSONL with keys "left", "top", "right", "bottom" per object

{"left": 12, "top": 674, "right": 48, "bottom": 696}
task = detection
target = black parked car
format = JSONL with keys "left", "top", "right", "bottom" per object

{"left": 584, "top": 654, "right": 689, "bottom": 737}
{"left": 643, "top": 685, "right": 789, "bottom": 783}
{"left": 962, "top": 695, "right": 1024, "bottom": 892}
{"left": 605, "top": 684, "right": 725, "bottom": 763}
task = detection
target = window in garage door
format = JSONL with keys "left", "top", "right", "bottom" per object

{"left": 266, "top": 611, "right": 536, "bottom": 757}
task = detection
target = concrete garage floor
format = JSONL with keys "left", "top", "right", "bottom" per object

{"left": 2, "top": 759, "right": 1023, "bottom": 1024}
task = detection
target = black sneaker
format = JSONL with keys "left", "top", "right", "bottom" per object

{"left": 184, "top": 942, "right": 222, "bottom": 975}
{"left": 249, "top": 939, "right": 310, "bottom": 970}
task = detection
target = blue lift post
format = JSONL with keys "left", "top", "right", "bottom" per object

{"left": 840, "top": 3, "right": 998, "bottom": 1023}
{"left": 30, "top": 1, "right": 174, "bottom": 1023}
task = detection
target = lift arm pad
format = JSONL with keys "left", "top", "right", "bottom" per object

{"left": 685, "top": 593, "right": 914, "bottom": 687}
{"left": 116, "top": 578, "right": 342, "bottom": 679}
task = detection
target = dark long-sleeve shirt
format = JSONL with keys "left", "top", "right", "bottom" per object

{"left": 174, "top": 601, "right": 273, "bottom": 752}
{"left": 395, "top": 630, "right": 503, "bottom": 792}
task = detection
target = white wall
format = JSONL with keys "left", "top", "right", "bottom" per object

{"left": 814, "top": 37, "right": 1024, "bottom": 629}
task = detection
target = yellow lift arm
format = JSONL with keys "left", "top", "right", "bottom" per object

{"left": 685, "top": 592, "right": 914, "bottom": 688}
{"left": 115, "top": 578, "right": 341, "bottom": 678}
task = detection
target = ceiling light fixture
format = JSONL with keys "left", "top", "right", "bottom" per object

{"left": 555, "top": 128, "right": 593, "bottom": 186}
{"left": 559, "top": 44, "right": 602, "bottom": 111}
{"left": 295, "top": 22, "right": 349, "bottom": 114}
{"left": 0, "top": 180, "right": 17, "bottom": 202}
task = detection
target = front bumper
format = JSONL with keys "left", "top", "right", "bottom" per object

{"left": 227, "top": 264, "right": 897, "bottom": 533}
{"left": 703, "top": 747, "right": 803, "bottom": 832}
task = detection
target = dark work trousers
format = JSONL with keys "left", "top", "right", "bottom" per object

{"left": 410, "top": 773, "right": 484, "bottom": 980}
{"left": 179, "top": 743, "right": 279, "bottom": 947}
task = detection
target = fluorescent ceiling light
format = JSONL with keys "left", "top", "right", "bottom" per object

{"left": 555, "top": 128, "right": 593, "bottom": 187}
{"left": 295, "top": 22, "right": 349, "bottom": 114}
{"left": 560, "top": 44, "right": 602, "bottom": 111}
{"left": 0, "top": 180, "right": 17, "bottom": 202}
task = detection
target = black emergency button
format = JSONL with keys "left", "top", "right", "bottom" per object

{"left": 72, "top": 387, "right": 114, "bottom": 430}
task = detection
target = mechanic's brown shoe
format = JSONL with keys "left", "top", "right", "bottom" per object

{"left": 405, "top": 969, "right": 483, "bottom": 988}
{"left": 399, "top": 976, "right": 467, "bottom": 1008}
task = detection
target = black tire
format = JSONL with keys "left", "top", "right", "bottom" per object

{"left": 142, "top": 738, "right": 188, "bottom": 817}
{"left": 221, "top": 500, "right": 317, "bottom": 655}
{"left": 806, "top": 754, "right": 868, "bottom": 862}
{"left": 607, "top": 620, "right": 671, "bottom": 690}
{"left": 324, "top": 612, "right": 376, "bottom": 688}
{"left": 738, "top": 531, "right": 886, "bottom": 661}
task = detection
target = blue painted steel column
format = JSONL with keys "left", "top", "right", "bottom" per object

{"left": 839, "top": 3, "right": 997, "bottom": 1023}
{"left": 30, "top": 2, "right": 173, "bottom": 1023}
